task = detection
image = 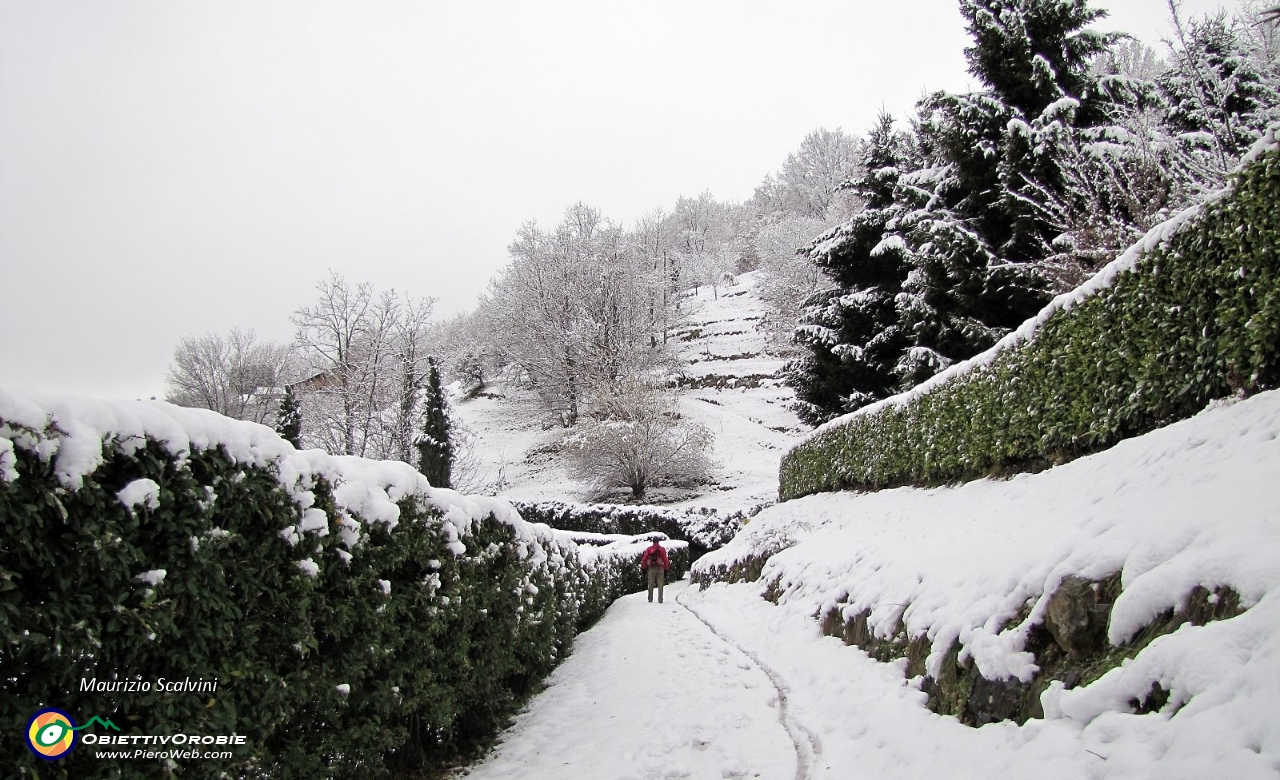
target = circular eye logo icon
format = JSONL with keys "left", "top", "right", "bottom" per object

{"left": 26, "top": 708, "right": 77, "bottom": 760}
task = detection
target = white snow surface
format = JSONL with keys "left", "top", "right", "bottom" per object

{"left": 0, "top": 437, "right": 17, "bottom": 483}
{"left": 463, "top": 389, "right": 1280, "bottom": 779}
{"left": 117, "top": 478, "right": 160, "bottom": 511}
{"left": 462, "top": 582, "right": 797, "bottom": 780}
{"left": 134, "top": 569, "right": 167, "bottom": 586}
{"left": 675, "top": 274, "right": 803, "bottom": 513}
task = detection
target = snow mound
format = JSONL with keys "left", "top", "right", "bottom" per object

{"left": 117, "top": 478, "right": 160, "bottom": 511}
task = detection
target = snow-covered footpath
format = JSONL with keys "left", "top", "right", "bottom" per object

{"left": 467, "top": 389, "right": 1280, "bottom": 779}
{"left": 461, "top": 582, "right": 797, "bottom": 780}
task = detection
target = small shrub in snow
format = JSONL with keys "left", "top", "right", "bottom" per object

{"left": 564, "top": 382, "right": 716, "bottom": 500}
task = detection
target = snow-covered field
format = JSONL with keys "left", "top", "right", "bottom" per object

{"left": 452, "top": 272, "right": 803, "bottom": 512}
{"left": 462, "top": 388, "right": 1280, "bottom": 779}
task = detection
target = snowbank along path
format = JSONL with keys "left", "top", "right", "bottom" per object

{"left": 460, "top": 582, "right": 801, "bottom": 780}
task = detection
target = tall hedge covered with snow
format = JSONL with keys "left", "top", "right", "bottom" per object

{"left": 0, "top": 392, "right": 642, "bottom": 779}
{"left": 780, "top": 136, "right": 1280, "bottom": 500}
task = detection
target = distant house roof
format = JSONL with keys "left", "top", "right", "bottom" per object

{"left": 291, "top": 369, "right": 337, "bottom": 392}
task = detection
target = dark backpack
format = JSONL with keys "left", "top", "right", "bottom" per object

{"left": 645, "top": 545, "right": 663, "bottom": 567}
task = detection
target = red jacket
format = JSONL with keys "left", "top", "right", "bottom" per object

{"left": 640, "top": 543, "right": 669, "bottom": 570}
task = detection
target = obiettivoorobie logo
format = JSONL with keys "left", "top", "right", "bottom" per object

{"left": 25, "top": 708, "right": 120, "bottom": 761}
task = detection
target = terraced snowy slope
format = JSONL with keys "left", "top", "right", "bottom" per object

{"left": 451, "top": 271, "right": 804, "bottom": 511}
{"left": 670, "top": 272, "right": 804, "bottom": 512}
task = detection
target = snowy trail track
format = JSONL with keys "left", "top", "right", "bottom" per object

{"left": 459, "top": 581, "right": 798, "bottom": 780}
{"left": 676, "top": 589, "right": 820, "bottom": 780}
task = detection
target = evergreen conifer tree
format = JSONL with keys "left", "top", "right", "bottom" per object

{"left": 961, "top": 0, "right": 1116, "bottom": 118}
{"left": 899, "top": 0, "right": 1122, "bottom": 349}
{"left": 788, "top": 112, "right": 914, "bottom": 424}
{"left": 275, "top": 385, "right": 302, "bottom": 448}
{"left": 786, "top": 0, "right": 1124, "bottom": 424}
{"left": 416, "top": 357, "right": 453, "bottom": 489}
{"left": 1158, "top": 12, "right": 1280, "bottom": 182}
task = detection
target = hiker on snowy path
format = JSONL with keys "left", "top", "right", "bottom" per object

{"left": 640, "top": 538, "right": 670, "bottom": 603}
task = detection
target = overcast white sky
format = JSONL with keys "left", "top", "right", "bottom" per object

{"left": 0, "top": 0, "right": 1228, "bottom": 400}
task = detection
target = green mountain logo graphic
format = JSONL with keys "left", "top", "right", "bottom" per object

{"left": 72, "top": 716, "right": 121, "bottom": 732}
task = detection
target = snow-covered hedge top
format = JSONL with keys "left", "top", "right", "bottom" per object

{"left": 789, "top": 123, "right": 1280, "bottom": 458}
{"left": 511, "top": 499, "right": 744, "bottom": 554}
{"left": 569, "top": 535, "right": 689, "bottom": 567}
{"left": 551, "top": 529, "right": 642, "bottom": 546}
{"left": 0, "top": 388, "right": 551, "bottom": 561}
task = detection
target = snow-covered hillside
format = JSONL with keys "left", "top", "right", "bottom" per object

{"left": 451, "top": 271, "right": 803, "bottom": 511}
{"left": 464, "top": 388, "right": 1280, "bottom": 780}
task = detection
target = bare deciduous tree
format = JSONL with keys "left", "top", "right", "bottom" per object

{"left": 483, "top": 203, "right": 675, "bottom": 426}
{"left": 165, "top": 328, "right": 294, "bottom": 424}
{"left": 751, "top": 127, "right": 862, "bottom": 222}
{"left": 754, "top": 215, "right": 829, "bottom": 353}
{"left": 292, "top": 272, "right": 435, "bottom": 459}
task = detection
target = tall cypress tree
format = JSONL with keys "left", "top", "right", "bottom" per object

{"left": 275, "top": 385, "right": 302, "bottom": 448}
{"left": 416, "top": 357, "right": 453, "bottom": 489}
